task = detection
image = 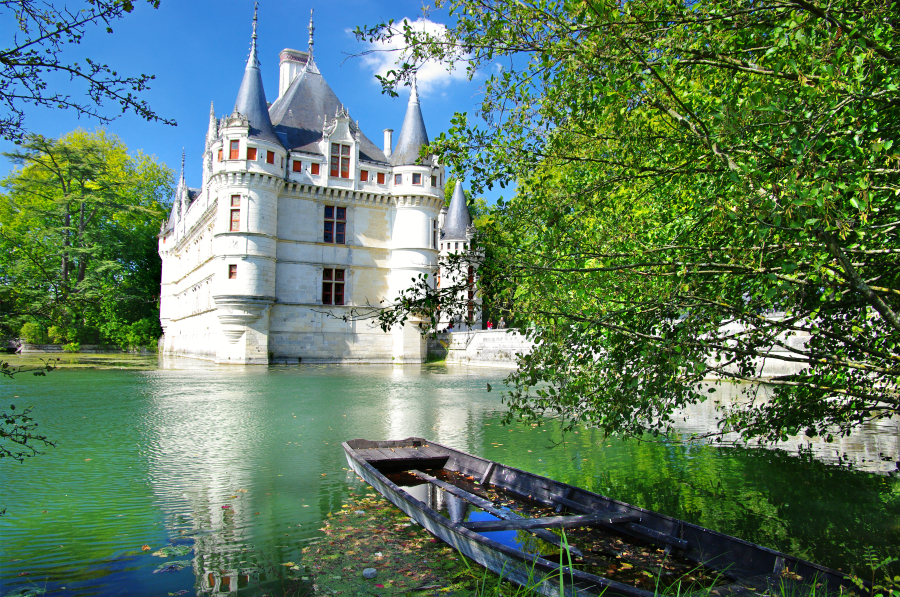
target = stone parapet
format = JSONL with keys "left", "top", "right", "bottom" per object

{"left": 427, "top": 329, "right": 533, "bottom": 368}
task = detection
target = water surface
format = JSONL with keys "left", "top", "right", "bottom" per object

{"left": 1, "top": 360, "right": 898, "bottom": 596}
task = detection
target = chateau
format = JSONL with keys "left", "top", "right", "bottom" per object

{"left": 158, "top": 9, "right": 478, "bottom": 364}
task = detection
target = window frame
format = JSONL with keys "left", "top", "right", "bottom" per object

{"left": 412, "top": 173, "right": 422, "bottom": 185}
{"left": 266, "top": 150, "right": 275, "bottom": 165}
{"left": 229, "top": 195, "right": 241, "bottom": 232}
{"left": 322, "top": 268, "right": 346, "bottom": 305}
{"left": 228, "top": 264, "right": 238, "bottom": 279}
{"left": 377, "top": 172, "right": 385, "bottom": 185}
{"left": 311, "top": 163, "right": 320, "bottom": 175}
{"left": 394, "top": 174, "right": 402, "bottom": 185}
{"left": 292, "top": 160, "right": 303, "bottom": 172}
{"left": 229, "top": 140, "right": 240, "bottom": 160}
{"left": 323, "top": 205, "right": 346, "bottom": 244}
{"left": 360, "top": 169, "right": 368, "bottom": 182}
{"left": 247, "top": 147, "right": 257, "bottom": 161}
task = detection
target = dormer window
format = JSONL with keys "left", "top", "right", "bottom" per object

{"left": 412, "top": 173, "right": 422, "bottom": 185}
{"left": 331, "top": 143, "right": 350, "bottom": 178}
{"left": 229, "top": 140, "right": 239, "bottom": 160}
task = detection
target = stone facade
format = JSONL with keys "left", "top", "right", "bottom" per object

{"left": 158, "top": 9, "right": 471, "bottom": 365}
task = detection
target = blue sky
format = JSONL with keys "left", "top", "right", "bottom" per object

{"left": 1, "top": 0, "right": 506, "bottom": 202}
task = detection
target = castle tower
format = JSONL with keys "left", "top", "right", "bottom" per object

{"left": 387, "top": 75, "right": 444, "bottom": 360}
{"left": 209, "top": 3, "right": 286, "bottom": 363}
{"left": 439, "top": 181, "right": 481, "bottom": 330}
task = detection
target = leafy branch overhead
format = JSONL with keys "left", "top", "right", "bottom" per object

{"left": 0, "top": 359, "right": 57, "bottom": 465}
{"left": 0, "top": 0, "right": 176, "bottom": 141}
{"left": 355, "top": 0, "right": 900, "bottom": 444}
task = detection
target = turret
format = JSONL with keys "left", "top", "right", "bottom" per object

{"left": 443, "top": 180, "right": 473, "bottom": 243}
{"left": 205, "top": 102, "right": 218, "bottom": 150}
{"left": 439, "top": 180, "right": 481, "bottom": 330}
{"left": 390, "top": 76, "right": 429, "bottom": 167}
{"left": 210, "top": 3, "right": 283, "bottom": 363}
{"left": 232, "top": 2, "right": 280, "bottom": 146}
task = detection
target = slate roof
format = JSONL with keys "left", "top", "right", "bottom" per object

{"left": 390, "top": 84, "right": 430, "bottom": 166}
{"left": 443, "top": 181, "right": 472, "bottom": 240}
{"left": 232, "top": 10, "right": 281, "bottom": 146}
{"left": 268, "top": 66, "right": 388, "bottom": 164}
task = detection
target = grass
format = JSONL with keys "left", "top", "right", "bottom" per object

{"left": 301, "top": 488, "right": 893, "bottom": 597}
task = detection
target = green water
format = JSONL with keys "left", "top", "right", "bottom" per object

{"left": 1, "top": 362, "right": 898, "bottom": 597}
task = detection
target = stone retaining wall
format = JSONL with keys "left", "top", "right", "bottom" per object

{"left": 427, "top": 329, "right": 533, "bottom": 368}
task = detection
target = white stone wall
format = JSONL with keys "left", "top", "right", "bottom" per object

{"left": 159, "top": 112, "right": 446, "bottom": 365}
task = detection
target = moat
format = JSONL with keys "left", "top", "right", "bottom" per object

{"left": 1, "top": 358, "right": 898, "bottom": 596}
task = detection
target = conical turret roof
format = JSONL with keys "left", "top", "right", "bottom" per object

{"left": 233, "top": 5, "right": 281, "bottom": 146}
{"left": 390, "top": 78, "right": 430, "bottom": 166}
{"left": 443, "top": 181, "right": 473, "bottom": 240}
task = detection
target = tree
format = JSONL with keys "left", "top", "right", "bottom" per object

{"left": 0, "top": 129, "right": 173, "bottom": 348}
{"left": 0, "top": 0, "right": 175, "bottom": 142}
{"left": 356, "top": 0, "right": 900, "bottom": 443}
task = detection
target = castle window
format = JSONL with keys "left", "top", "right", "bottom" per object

{"left": 292, "top": 160, "right": 303, "bottom": 172}
{"left": 228, "top": 264, "right": 238, "bottom": 279}
{"left": 266, "top": 151, "right": 275, "bottom": 164}
{"left": 394, "top": 174, "right": 402, "bottom": 185}
{"left": 230, "top": 195, "right": 240, "bottom": 231}
{"left": 377, "top": 172, "right": 385, "bottom": 184}
{"left": 413, "top": 173, "right": 422, "bottom": 185}
{"left": 433, "top": 220, "right": 438, "bottom": 249}
{"left": 247, "top": 147, "right": 257, "bottom": 161}
{"left": 217, "top": 148, "right": 223, "bottom": 162}
{"left": 360, "top": 169, "right": 368, "bottom": 182}
{"left": 311, "top": 163, "right": 320, "bottom": 175}
{"left": 324, "top": 206, "right": 346, "bottom": 244}
{"left": 322, "top": 268, "right": 345, "bottom": 305}
{"left": 330, "top": 143, "right": 350, "bottom": 178}
{"left": 229, "top": 140, "right": 240, "bottom": 160}
{"left": 455, "top": 242, "right": 459, "bottom": 250}
{"left": 431, "top": 175, "right": 437, "bottom": 186}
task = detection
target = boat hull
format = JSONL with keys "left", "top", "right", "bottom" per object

{"left": 342, "top": 437, "right": 856, "bottom": 597}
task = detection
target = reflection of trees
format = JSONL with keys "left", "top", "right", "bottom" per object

{"left": 478, "top": 414, "right": 900, "bottom": 573}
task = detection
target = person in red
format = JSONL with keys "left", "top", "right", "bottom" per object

{"left": 486, "top": 320, "right": 493, "bottom": 329}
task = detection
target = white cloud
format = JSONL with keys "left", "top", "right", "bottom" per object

{"left": 358, "top": 17, "right": 469, "bottom": 96}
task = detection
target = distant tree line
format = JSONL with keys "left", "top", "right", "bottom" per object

{"left": 0, "top": 130, "right": 173, "bottom": 350}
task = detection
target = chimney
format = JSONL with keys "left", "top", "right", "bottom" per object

{"left": 383, "top": 128, "right": 393, "bottom": 158}
{"left": 278, "top": 49, "right": 308, "bottom": 100}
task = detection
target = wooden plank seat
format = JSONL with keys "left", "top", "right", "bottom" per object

{"left": 354, "top": 446, "right": 449, "bottom": 466}
{"left": 411, "top": 470, "right": 584, "bottom": 557}
{"left": 553, "top": 495, "right": 689, "bottom": 550}
{"left": 461, "top": 513, "right": 641, "bottom": 533}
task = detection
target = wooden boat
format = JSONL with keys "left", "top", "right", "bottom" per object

{"left": 342, "top": 437, "right": 860, "bottom": 597}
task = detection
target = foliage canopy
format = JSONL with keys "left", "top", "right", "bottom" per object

{"left": 0, "top": 130, "right": 172, "bottom": 348}
{"left": 356, "top": 0, "right": 900, "bottom": 443}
